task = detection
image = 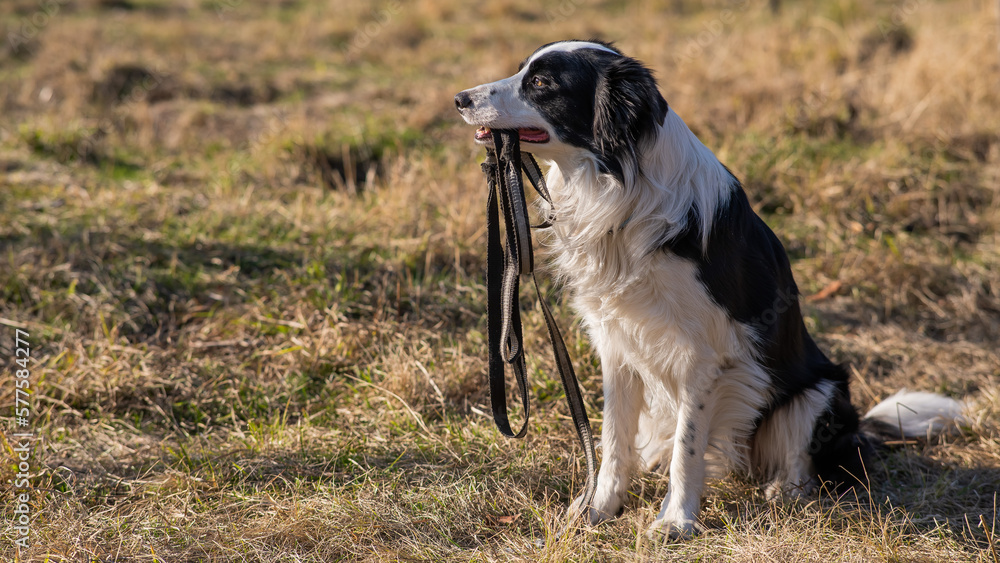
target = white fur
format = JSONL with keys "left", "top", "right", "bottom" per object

{"left": 547, "top": 111, "right": 778, "bottom": 537}
{"left": 459, "top": 42, "right": 784, "bottom": 538}
{"left": 538, "top": 109, "right": 735, "bottom": 279}
{"left": 752, "top": 380, "right": 835, "bottom": 499}
{"left": 864, "top": 390, "right": 966, "bottom": 438}
{"left": 456, "top": 41, "right": 964, "bottom": 540}
{"left": 482, "top": 60, "right": 770, "bottom": 533}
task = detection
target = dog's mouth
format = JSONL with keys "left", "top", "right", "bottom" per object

{"left": 475, "top": 126, "right": 550, "bottom": 144}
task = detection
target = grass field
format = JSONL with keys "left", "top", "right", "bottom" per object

{"left": 1, "top": 0, "right": 999, "bottom": 560}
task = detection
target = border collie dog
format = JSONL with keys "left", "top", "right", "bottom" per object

{"left": 455, "top": 40, "right": 964, "bottom": 539}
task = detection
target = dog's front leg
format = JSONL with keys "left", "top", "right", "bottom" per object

{"left": 571, "top": 350, "right": 644, "bottom": 525}
{"left": 647, "top": 388, "right": 709, "bottom": 540}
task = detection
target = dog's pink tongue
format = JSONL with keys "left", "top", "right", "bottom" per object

{"left": 518, "top": 128, "right": 549, "bottom": 143}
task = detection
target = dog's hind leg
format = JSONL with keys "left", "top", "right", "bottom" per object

{"left": 752, "top": 380, "right": 836, "bottom": 500}
{"left": 581, "top": 348, "right": 644, "bottom": 525}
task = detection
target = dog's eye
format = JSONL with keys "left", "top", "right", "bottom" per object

{"left": 531, "top": 76, "right": 548, "bottom": 88}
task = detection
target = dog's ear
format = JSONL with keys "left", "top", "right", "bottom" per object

{"left": 593, "top": 58, "right": 668, "bottom": 180}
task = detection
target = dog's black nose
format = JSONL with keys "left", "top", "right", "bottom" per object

{"left": 454, "top": 91, "right": 473, "bottom": 110}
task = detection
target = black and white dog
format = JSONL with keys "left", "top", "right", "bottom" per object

{"left": 455, "top": 40, "right": 964, "bottom": 539}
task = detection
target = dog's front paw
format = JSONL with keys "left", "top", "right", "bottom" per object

{"left": 568, "top": 491, "right": 623, "bottom": 526}
{"left": 645, "top": 515, "right": 703, "bottom": 541}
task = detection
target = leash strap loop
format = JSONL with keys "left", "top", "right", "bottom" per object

{"left": 520, "top": 152, "right": 555, "bottom": 229}
{"left": 483, "top": 149, "right": 529, "bottom": 439}
{"left": 482, "top": 130, "right": 597, "bottom": 519}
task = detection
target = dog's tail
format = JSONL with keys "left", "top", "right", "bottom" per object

{"left": 860, "top": 389, "right": 967, "bottom": 442}
{"left": 812, "top": 386, "right": 967, "bottom": 491}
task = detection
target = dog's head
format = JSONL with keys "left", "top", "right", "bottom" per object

{"left": 455, "top": 40, "right": 668, "bottom": 179}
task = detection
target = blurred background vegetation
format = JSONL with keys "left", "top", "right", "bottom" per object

{"left": 1, "top": 0, "right": 998, "bottom": 560}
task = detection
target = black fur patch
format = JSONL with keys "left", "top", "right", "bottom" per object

{"left": 667, "top": 181, "right": 841, "bottom": 412}
{"left": 666, "top": 177, "right": 869, "bottom": 489}
{"left": 517, "top": 42, "right": 667, "bottom": 181}
{"left": 592, "top": 56, "right": 669, "bottom": 180}
{"left": 809, "top": 381, "right": 872, "bottom": 491}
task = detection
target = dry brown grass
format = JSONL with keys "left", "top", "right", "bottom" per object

{"left": 1, "top": 0, "right": 999, "bottom": 560}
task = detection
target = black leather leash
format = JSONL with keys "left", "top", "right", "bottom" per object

{"left": 480, "top": 129, "right": 597, "bottom": 518}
